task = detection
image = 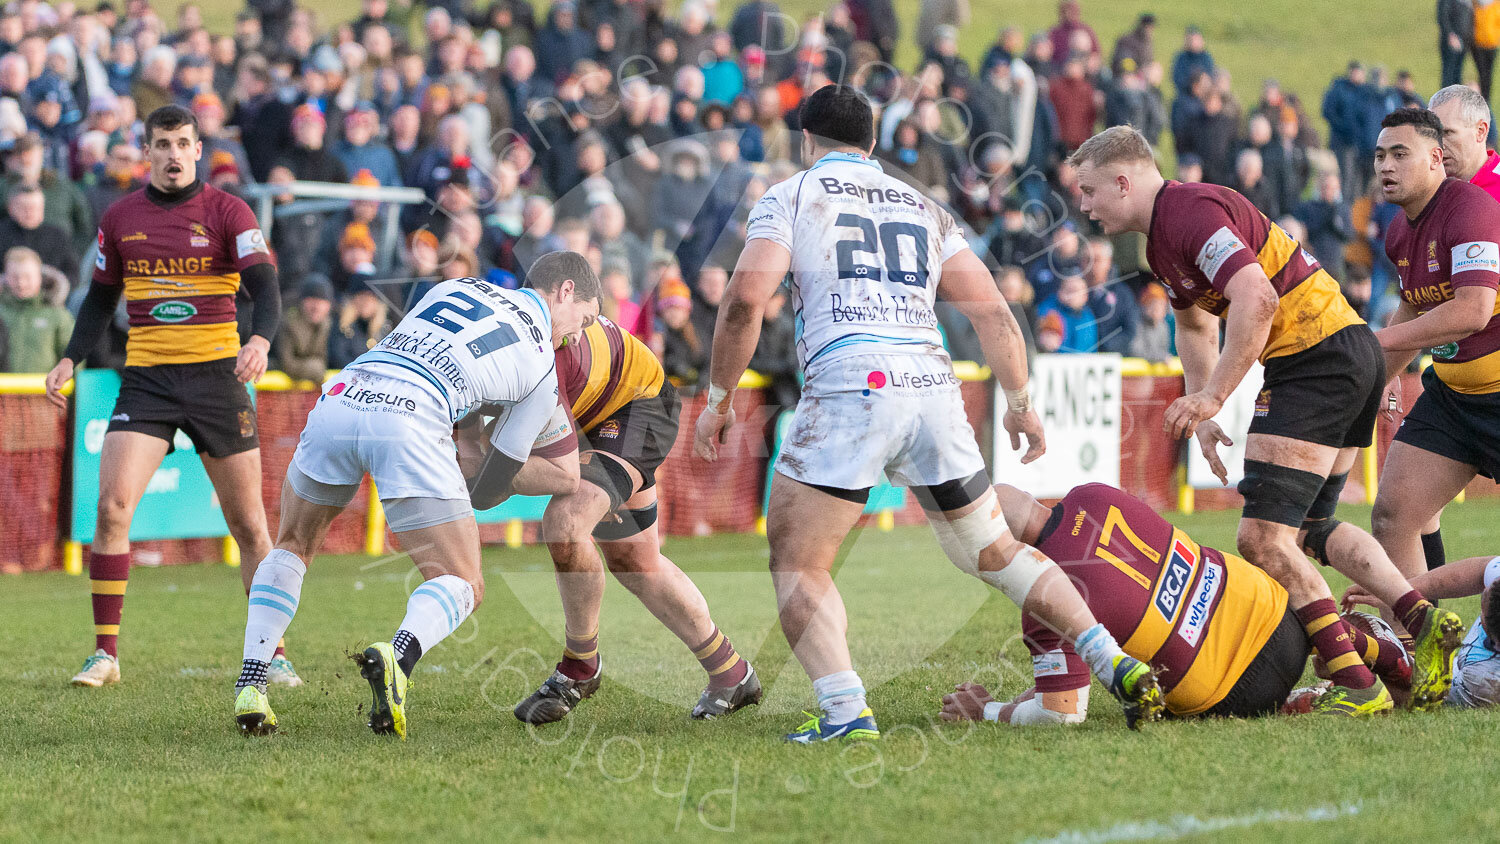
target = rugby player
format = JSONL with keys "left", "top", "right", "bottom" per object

{"left": 693, "top": 85, "right": 1166, "bottom": 742}
{"left": 229, "top": 253, "right": 599, "bottom": 738}
{"left": 44, "top": 105, "right": 296, "bottom": 688}
{"left": 511, "top": 314, "right": 761, "bottom": 725}
{"left": 1346, "top": 556, "right": 1500, "bottom": 709}
{"left": 939, "top": 483, "right": 1413, "bottom": 725}
{"left": 1070, "top": 124, "right": 1462, "bottom": 715}
{"left": 1372, "top": 90, "right": 1500, "bottom": 591}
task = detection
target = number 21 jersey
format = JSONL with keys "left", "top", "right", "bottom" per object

{"left": 745, "top": 151, "right": 970, "bottom": 375}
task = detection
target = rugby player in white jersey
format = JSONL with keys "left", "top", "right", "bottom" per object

{"left": 231, "top": 252, "right": 600, "bottom": 739}
{"left": 692, "top": 85, "right": 1165, "bottom": 741}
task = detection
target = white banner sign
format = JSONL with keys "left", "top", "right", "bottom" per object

{"left": 993, "top": 353, "right": 1121, "bottom": 497}
{"left": 1186, "top": 362, "right": 1265, "bottom": 489}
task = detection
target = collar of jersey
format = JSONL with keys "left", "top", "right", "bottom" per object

{"left": 811, "top": 151, "right": 883, "bottom": 172}
{"left": 517, "top": 286, "right": 552, "bottom": 334}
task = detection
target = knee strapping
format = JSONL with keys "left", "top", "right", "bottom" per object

{"left": 592, "top": 502, "right": 658, "bottom": 541}
{"left": 580, "top": 455, "right": 634, "bottom": 511}
{"left": 1238, "top": 460, "right": 1327, "bottom": 527}
{"left": 1306, "top": 472, "right": 1347, "bottom": 522}
{"left": 929, "top": 491, "right": 1009, "bottom": 578}
{"left": 1301, "top": 517, "right": 1342, "bottom": 566}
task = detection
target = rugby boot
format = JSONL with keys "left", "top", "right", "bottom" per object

{"left": 514, "top": 658, "right": 603, "bottom": 725}
{"left": 1312, "top": 678, "right": 1394, "bottom": 716}
{"left": 1409, "top": 607, "right": 1465, "bottom": 711}
{"left": 267, "top": 655, "right": 305, "bottom": 687}
{"left": 785, "top": 708, "right": 880, "bottom": 743}
{"left": 1107, "top": 654, "right": 1165, "bottom": 729}
{"left": 355, "top": 642, "right": 409, "bottom": 739}
{"left": 234, "top": 685, "right": 278, "bottom": 736}
{"left": 692, "top": 664, "right": 763, "bottom": 720}
{"left": 70, "top": 649, "right": 120, "bottom": 687}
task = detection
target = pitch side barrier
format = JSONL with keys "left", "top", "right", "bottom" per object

{"left": 0, "top": 357, "right": 1447, "bottom": 572}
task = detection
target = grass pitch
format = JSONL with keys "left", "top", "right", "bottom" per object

{"left": 5, "top": 501, "right": 1500, "bottom": 841}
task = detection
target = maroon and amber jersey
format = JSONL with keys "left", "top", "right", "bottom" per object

{"left": 1023, "top": 483, "right": 1288, "bottom": 715}
{"left": 1145, "top": 181, "right": 1363, "bottom": 361}
{"left": 93, "top": 183, "right": 272, "bottom": 367}
{"left": 556, "top": 315, "right": 664, "bottom": 432}
{"left": 1386, "top": 178, "right": 1500, "bottom": 395}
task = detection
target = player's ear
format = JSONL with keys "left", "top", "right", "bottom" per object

{"left": 559, "top": 277, "right": 575, "bottom": 301}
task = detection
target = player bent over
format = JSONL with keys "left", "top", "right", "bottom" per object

{"left": 45, "top": 106, "right": 297, "bottom": 688}
{"left": 694, "top": 85, "right": 1165, "bottom": 742}
{"left": 231, "top": 254, "right": 599, "bottom": 738}
{"left": 939, "top": 484, "right": 1412, "bottom": 725}
{"left": 512, "top": 314, "right": 760, "bottom": 725}
{"left": 1071, "top": 124, "right": 1462, "bottom": 715}
{"left": 1347, "top": 556, "right": 1500, "bottom": 709}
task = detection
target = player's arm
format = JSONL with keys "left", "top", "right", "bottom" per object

{"left": 937, "top": 246, "right": 1044, "bottom": 463}
{"left": 46, "top": 279, "right": 122, "bottom": 408}
{"left": 940, "top": 683, "right": 1089, "bottom": 725}
{"left": 235, "top": 262, "right": 281, "bottom": 384}
{"left": 1172, "top": 295, "right": 1220, "bottom": 396}
{"left": 1346, "top": 555, "right": 1497, "bottom": 605}
{"left": 1165, "top": 264, "right": 1276, "bottom": 439}
{"left": 469, "top": 383, "right": 580, "bottom": 507}
{"left": 1378, "top": 300, "right": 1423, "bottom": 380}
{"left": 693, "top": 237, "right": 790, "bottom": 460}
{"left": 1376, "top": 286, "right": 1497, "bottom": 352}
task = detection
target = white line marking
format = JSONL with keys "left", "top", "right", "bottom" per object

{"left": 1024, "top": 801, "right": 1366, "bottom": 844}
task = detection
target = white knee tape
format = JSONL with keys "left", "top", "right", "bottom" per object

{"left": 1007, "top": 687, "right": 1089, "bottom": 726}
{"left": 977, "top": 544, "right": 1054, "bottom": 606}
{"left": 929, "top": 491, "right": 1010, "bottom": 579}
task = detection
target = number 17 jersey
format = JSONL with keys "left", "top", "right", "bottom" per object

{"left": 745, "top": 151, "right": 970, "bottom": 375}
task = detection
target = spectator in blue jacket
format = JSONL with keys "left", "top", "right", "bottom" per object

{"left": 331, "top": 103, "right": 403, "bottom": 187}
{"left": 1322, "top": 61, "right": 1368, "bottom": 202}
{"left": 534, "top": 0, "right": 593, "bottom": 85}
{"left": 1170, "top": 26, "right": 1214, "bottom": 96}
{"left": 1036, "top": 274, "right": 1098, "bottom": 354}
{"left": 1083, "top": 237, "right": 1139, "bottom": 355}
{"left": 1293, "top": 171, "right": 1354, "bottom": 283}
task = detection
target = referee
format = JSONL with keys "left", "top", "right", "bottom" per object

{"left": 46, "top": 105, "right": 299, "bottom": 689}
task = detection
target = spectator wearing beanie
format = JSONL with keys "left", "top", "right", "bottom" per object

{"left": 194, "top": 92, "right": 253, "bottom": 185}
{"left": 274, "top": 274, "right": 334, "bottom": 382}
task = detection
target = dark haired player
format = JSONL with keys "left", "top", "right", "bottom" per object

{"left": 940, "top": 483, "right": 1413, "bottom": 725}
{"left": 1070, "top": 124, "right": 1461, "bottom": 715}
{"left": 44, "top": 105, "right": 293, "bottom": 689}
{"left": 1373, "top": 103, "right": 1500, "bottom": 652}
{"left": 511, "top": 313, "right": 761, "bottom": 725}
{"left": 693, "top": 84, "right": 1165, "bottom": 742}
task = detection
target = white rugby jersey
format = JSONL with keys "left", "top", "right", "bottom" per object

{"left": 745, "top": 151, "right": 970, "bottom": 373}
{"left": 351, "top": 277, "right": 561, "bottom": 457}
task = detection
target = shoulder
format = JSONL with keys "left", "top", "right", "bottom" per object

{"left": 98, "top": 189, "right": 146, "bottom": 224}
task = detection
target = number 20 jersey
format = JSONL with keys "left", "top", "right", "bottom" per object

{"left": 355, "top": 277, "right": 556, "bottom": 425}
{"left": 745, "top": 151, "right": 970, "bottom": 375}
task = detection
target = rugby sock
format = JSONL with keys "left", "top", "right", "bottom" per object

{"left": 1074, "top": 623, "right": 1129, "bottom": 686}
{"left": 274, "top": 640, "right": 287, "bottom": 659}
{"left": 1421, "top": 529, "right": 1447, "bottom": 571}
{"left": 812, "top": 670, "right": 868, "bottom": 723}
{"left": 391, "top": 574, "right": 476, "bottom": 676}
{"left": 1345, "top": 623, "right": 1406, "bottom": 677}
{"left": 1296, "top": 599, "right": 1375, "bottom": 689}
{"left": 89, "top": 551, "right": 130, "bottom": 658}
{"left": 1393, "top": 591, "right": 1435, "bottom": 638}
{"left": 559, "top": 628, "right": 600, "bottom": 681}
{"left": 392, "top": 629, "right": 422, "bottom": 677}
{"left": 239, "top": 550, "right": 306, "bottom": 688}
{"left": 692, "top": 626, "right": 749, "bottom": 688}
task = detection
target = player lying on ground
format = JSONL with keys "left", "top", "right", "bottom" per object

{"left": 45, "top": 105, "right": 298, "bottom": 689}
{"left": 505, "top": 314, "right": 761, "bottom": 725}
{"left": 1346, "top": 556, "right": 1500, "bottom": 709}
{"left": 1372, "top": 97, "right": 1500, "bottom": 631}
{"left": 694, "top": 85, "right": 1165, "bottom": 743}
{"left": 1372, "top": 85, "right": 1500, "bottom": 576}
{"left": 1072, "top": 124, "right": 1463, "bottom": 716}
{"left": 230, "top": 253, "right": 599, "bottom": 739}
{"left": 935, "top": 483, "right": 1413, "bottom": 725}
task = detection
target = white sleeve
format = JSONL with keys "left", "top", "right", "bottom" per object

{"left": 745, "top": 182, "right": 795, "bottom": 252}
{"left": 488, "top": 366, "right": 560, "bottom": 461}
{"left": 936, "top": 206, "right": 969, "bottom": 263}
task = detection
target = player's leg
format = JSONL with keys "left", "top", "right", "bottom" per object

{"left": 232, "top": 470, "right": 348, "bottom": 736}
{"left": 597, "top": 485, "right": 761, "bottom": 719}
{"left": 1237, "top": 434, "right": 1392, "bottom": 715}
{"left": 71, "top": 429, "right": 171, "bottom": 687}
{"left": 355, "top": 500, "right": 480, "bottom": 740}
{"left": 1370, "top": 442, "right": 1474, "bottom": 581}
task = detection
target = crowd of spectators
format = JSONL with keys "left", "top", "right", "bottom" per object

{"left": 0, "top": 0, "right": 1478, "bottom": 381}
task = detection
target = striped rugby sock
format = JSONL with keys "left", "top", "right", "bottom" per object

{"left": 692, "top": 626, "right": 749, "bottom": 688}
{"left": 89, "top": 551, "right": 130, "bottom": 658}
{"left": 1296, "top": 599, "right": 1375, "bottom": 689}
{"left": 392, "top": 574, "right": 476, "bottom": 676}
{"left": 559, "top": 627, "right": 600, "bottom": 681}
{"left": 240, "top": 550, "right": 307, "bottom": 686}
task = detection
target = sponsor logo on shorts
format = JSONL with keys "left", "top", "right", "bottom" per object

{"left": 110, "top": 412, "right": 130, "bottom": 422}
{"left": 597, "top": 419, "right": 621, "bottom": 439}
{"left": 338, "top": 385, "right": 419, "bottom": 412}
{"left": 861, "top": 367, "right": 956, "bottom": 396}
{"left": 1254, "top": 388, "right": 1270, "bottom": 418}
{"left": 1176, "top": 559, "right": 1222, "bottom": 647}
{"left": 238, "top": 409, "right": 255, "bottom": 437}
{"left": 1154, "top": 538, "right": 1198, "bottom": 621}
{"left": 1033, "top": 649, "right": 1070, "bottom": 677}
{"left": 149, "top": 301, "right": 197, "bottom": 322}
{"left": 862, "top": 370, "right": 886, "bottom": 396}
{"left": 328, "top": 382, "right": 346, "bottom": 396}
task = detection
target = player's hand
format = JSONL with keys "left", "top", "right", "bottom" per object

{"left": 940, "top": 682, "right": 996, "bottom": 722}
{"left": 1194, "top": 420, "right": 1234, "bottom": 486}
{"left": 1003, "top": 408, "right": 1046, "bottom": 464}
{"left": 1164, "top": 389, "right": 1222, "bottom": 440}
{"left": 692, "top": 405, "right": 736, "bottom": 461}
{"left": 454, "top": 423, "right": 488, "bottom": 479}
{"left": 43, "top": 357, "right": 74, "bottom": 410}
{"left": 1383, "top": 379, "right": 1403, "bottom": 424}
{"left": 1340, "top": 583, "right": 1381, "bottom": 613}
{"left": 235, "top": 336, "right": 270, "bottom": 384}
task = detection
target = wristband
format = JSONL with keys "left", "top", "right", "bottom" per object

{"left": 1003, "top": 386, "right": 1031, "bottom": 414}
{"left": 706, "top": 383, "right": 734, "bottom": 413}
{"left": 982, "top": 701, "right": 1003, "bottom": 722}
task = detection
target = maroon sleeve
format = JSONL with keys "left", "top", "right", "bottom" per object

{"left": 1022, "top": 614, "right": 1089, "bottom": 694}
{"left": 91, "top": 208, "right": 122, "bottom": 286}
{"left": 222, "top": 193, "right": 274, "bottom": 272}
{"left": 1445, "top": 188, "right": 1500, "bottom": 291}
{"left": 530, "top": 388, "right": 580, "bottom": 458}
{"left": 1169, "top": 193, "right": 1259, "bottom": 294}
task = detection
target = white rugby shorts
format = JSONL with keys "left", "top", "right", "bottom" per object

{"left": 775, "top": 352, "right": 985, "bottom": 491}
